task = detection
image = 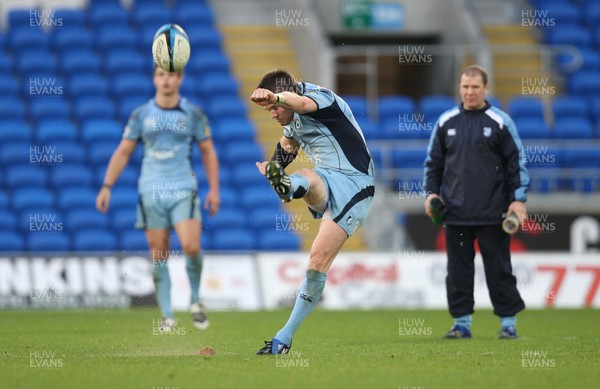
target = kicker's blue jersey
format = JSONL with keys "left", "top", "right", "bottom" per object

{"left": 282, "top": 82, "right": 374, "bottom": 177}
{"left": 123, "top": 98, "right": 211, "bottom": 194}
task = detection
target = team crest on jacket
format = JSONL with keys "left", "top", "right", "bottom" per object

{"left": 483, "top": 127, "right": 492, "bottom": 137}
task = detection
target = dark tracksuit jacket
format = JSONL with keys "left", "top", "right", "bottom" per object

{"left": 424, "top": 102, "right": 529, "bottom": 225}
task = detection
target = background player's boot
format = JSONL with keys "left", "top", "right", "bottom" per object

{"left": 256, "top": 338, "right": 291, "bottom": 355}
{"left": 191, "top": 302, "right": 209, "bottom": 330}
{"left": 443, "top": 324, "right": 472, "bottom": 339}
{"left": 265, "top": 161, "right": 292, "bottom": 203}
{"left": 498, "top": 326, "right": 518, "bottom": 339}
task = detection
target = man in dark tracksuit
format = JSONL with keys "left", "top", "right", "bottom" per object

{"left": 424, "top": 65, "right": 529, "bottom": 339}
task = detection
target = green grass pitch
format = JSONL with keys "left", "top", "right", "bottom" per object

{"left": 2, "top": 308, "right": 598, "bottom": 388}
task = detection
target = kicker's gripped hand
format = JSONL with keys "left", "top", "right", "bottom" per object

{"left": 250, "top": 88, "right": 277, "bottom": 107}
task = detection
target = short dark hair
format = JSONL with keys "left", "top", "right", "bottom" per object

{"left": 153, "top": 64, "right": 183, "bottom": 76}
{"left": 460, "top": 65, "right": 488, "bottom": 85}
{"left": 257, "top": 69, "right": 301, "bottom": 94}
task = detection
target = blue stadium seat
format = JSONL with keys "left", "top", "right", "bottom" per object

{"left": 185, "top": 26, "right": 222, "bottom": 50}
{"left": 73, "top": 229, "right": 117, "bottom": 251}
{"left": 27, "top": 233, "right": 71, "bottom": 252}
{"left": 0, "top": 51, "right": 13, "bottom": 74}
{"left": 239, "top": 185, "right": 279, "bottom": 209}
{"left": 341, "top": 95, "right": 368, "bottom": 120}
{"left": 174, "top": 2, "right": 215, "bottom": 26}
{"left": 82, "top": 119, "right": 123, "bottom": 143}
{"left": 0, "top": 120, "right": 33, "bottom": 142}
{"left": 58, "top": 188, "right": 97, "bottom": 210}
{"left": 203, "top": 207, "right": 247, "bottom": 230}
{"left": 0, "top": 74, "right": 19, "bottom": 96}
{"left": 0, "top": 209, "right": 18, "bottom": 231}
{"left": 486, "top": 96, "right": 503, "bottom": 110}
{"left": 53, "top": 141, "right": 86, "bottom": 165}
{"left": 378, "top": 95, "right": 415, "bottom": 123}
{"left": 35, "top": 119, "right": 77, "bottom": 143}
{"left": 7, "top": 9, "right": 32, "bottom": 30}
{"left": 419, "top": 95, "right": 456, "bottom": 119}
{"left": 198, "top": 74, "right": 240, "bottom": 96}
{"left": 185, "top": 51, "right": 229, "bottom": 76}
{"left": 52, "top": 27, "right": 94, "bottom": 52}
{"left": 53, "top": 9, "right": 87, "bottom": 26}
{"left": 211, "top": 228, "right": 255, "bottom": 251}
{"left": 109, "top": 187, "right": 139, "bottom": 210}
{"left": 524, "top": 145, "right": 562, "bottom": 169}
{"left": 117, "top": 95, "right": 150, "bottom": 122}
{"left": 17, "top": 50, "right": 58, "bottom": 75}
{"left": 29, "top": 99, "right": 70, "bottom": 121}
{"left": 211, "top": 118, "right": 256, "bottom": 144}
{"left": 17, "top": 208, "right": 64, "bottom": 233}
{"left": 584, "top": 2, "right": 600, "bottom": 26}
{"left": 110, "top": 207, "right": 137, "bottom": 232}
{"left": 60, "top": 49, "right": 102, "bottom": 75}
{"left": 231, "top": 163, "right": 269, "bottom": 186}
{"left": 130, "top": 4, "right": 173, "bottom": 27}
{"left": 391, "top": 148, "right": 427, "bottom": 168}
{"left": 96, "top": 26, "right": 138, "bottom": 51}
{"left": 74, "top": 97, "right": 116, "bottom": 121}
{"left": 105, "top": 50, "right": 148, "bottom": 75}
{"left": 221, "top": 142, "right": 264, "bottom": 165}
{"left": 508, "top": 97, "right": 544, "bottom": 120}
{"left": 88, "top": 3, "right": 129, "bottom": 26}
{"left": 0, "top": 231, "right": 25, "bottom": 251}
{"left": 88, "top": 141, "right": 118, "bottom": 166}
{"left": 556, "top": 48, "right": 600, "bottom": 73}
{"left": 247, "top": 205, "right": 281, "bottom": 230}
{"left": 9, "top": 28, "right": 50, "bottom": 51}
{"left": 5, "top": 165, "right": 49, "bottom": 188}
{"left": 369, "top": 148, "right": 384, "bottom": 170}
{"left": 112, "top": 73, "right": 153, "bottom": 97}
{"left": 562, "top": 148, "right": 600, "bottom": 168}
{"left": 257, "top": 230, "right": 300, "bottom": 251}
{"left": 546, "top": 25, "right": 592, "bottom": 47}
{"left": 545, "top": 2, "right": 582, "bottom": 25}
{"left": 569, "top": 71, "right": 600, "bottom": 96}
{"left": 51, "top": 164, "right": 94, "bottom": 189}
{"left": 179, "top": 77, "right": 199, "bottom": 98}
{"left": 206, "top": 96, "right": 247, "bottom": 120}
{"left": 11, "top": 188, "right": 54, "bottom": 211}
{"left": 0, "top": 142, "right": 32, "bottom": 166}
{"left": 66, "top": 208, "right": 109, "bottom": 230}
{"left": 553, "top": 118, "right": 594, "bottom": 138}
{"left": 552, "top": 96, "right": 589, "bottom": 121}
{"left": 0, "top": 191, "right": 8, "bottom": 209}
{"left": 0, "top": 97, "right": 26, "bottom": 120}
{"left": 68, "top": 73, "right": 110, "bottom": 98}
{"left": 120, "top": 230, "right": 148, "bottom": 251}
{"left": 514, "top": 118, "right": 550, "bottom": 139}
{"left": 356, "top": 118, "right": 379, "bottom": 139}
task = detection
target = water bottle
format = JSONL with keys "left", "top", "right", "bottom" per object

{"left": 429, "top": 197, "right": 447, "bottom": 225}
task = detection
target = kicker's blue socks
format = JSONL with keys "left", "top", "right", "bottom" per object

{"left": 275, "top": 269, "right": 327, "bottom": 346}
{"left": 186, "top": 253, "right": 203, "bottom": 305}
{"left": 501, "top": 316, "right": 516, "bottom": 329}
{"left": 152, "top": 262, "right": 173, "bottom": 319}
{"left": 455, "top": 314, "right": 472, "bottom": 329}
{"left": 290, "top": 174, "right": 309, "bottom": 198}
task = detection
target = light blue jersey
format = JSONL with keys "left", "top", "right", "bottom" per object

{"left": 123, "top": 98, "right": 211, "bottom": 195}
{"left": 282, "top": 82, "right": 374, "bottom": 178}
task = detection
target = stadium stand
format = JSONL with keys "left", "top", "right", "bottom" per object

{"left": 0, "top": 0, "right": 599, "bottom": 255}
